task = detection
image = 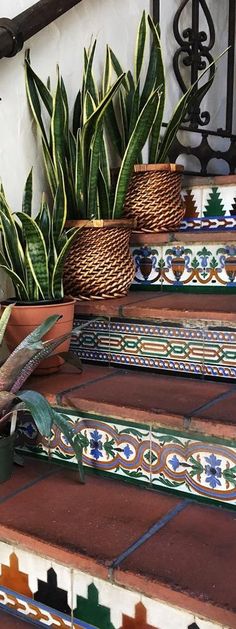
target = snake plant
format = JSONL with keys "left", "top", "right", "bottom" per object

{"left": 107, "top": 11, "right": 223, "bottom": 164}
{"left": 25, "top": 44, "right": 161, "bottom": 220}
{"left": 0, "top": 306, "right": 85, "bottom": 481}
{"left": 0, "top": 171, "right": 78, "bottom": 302}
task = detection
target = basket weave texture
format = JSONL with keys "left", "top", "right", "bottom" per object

{"left": 124, "top": 165, "right": 186, "bottom": 232}
{"left": 63, "top": 221, "right": 135, "bottom": 300}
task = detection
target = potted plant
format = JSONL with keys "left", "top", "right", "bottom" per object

{"left": 106, "top": 12, "right": 221, "bottom": 232}
{"left": 25, "top": 45, "right": 161, "bottom": 298}
{"left": 0, "top": 305, "right": 84, "bottom": 483}
{"left": 0, "top": 171, "right": 78, "bottom": 373}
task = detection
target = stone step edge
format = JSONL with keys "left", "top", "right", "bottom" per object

{"left": 130, "top": 229, "right": 236, "bottom": 245}
{"left": 0, "top": 523, "right": 235, "bottom": 629}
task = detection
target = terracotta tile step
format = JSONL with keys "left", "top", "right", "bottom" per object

{"left": 29, "top": 364, "right": 236, "bottom": 440}
{"left": 75, "top": 290, "right": 236, "bottom": 322}
{"left": 130, "top": 228, "right": 236, "bottom": 245}
{"left": 0, "top": 463, "right": 236, "bottom": 628}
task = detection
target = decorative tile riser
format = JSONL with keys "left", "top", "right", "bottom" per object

{"left": 17, "top": 411, "right": 236, "bottom": 508}
{"left": 180, "top": 182, "right": 236, "bottom": 232}
{"left": 0, "top": 542, "right": 225, "bottom": 629}
{"left": 72, "top": 318, "right": 236, "bottom": 380}
{"left": 131, "top": 242, "right": 236, "bottom": 291}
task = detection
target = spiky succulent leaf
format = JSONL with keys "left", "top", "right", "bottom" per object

{"left": 0, "top": 305, "right": 13, "bottom": 346}
{"left": 22, "top": 169, "right": 33, "bottom": 216}
{"left": 17, "top": 389, "right": 54, "bottom": 437}
{"left": 112, "top": 88, "right": 161, "bottom": 219}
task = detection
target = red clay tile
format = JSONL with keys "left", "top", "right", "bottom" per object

{"left": 117, "top": 503, "right": 236, "bottom": 613}
{"left": 75, "top": 292, "right": 164, "bottom": 318}
{"left": 0, "top": 458, "right": 55, "bottom": 502}
{"left": 123, "top": 293, "right": 236, "bottom": 322}
{"left": 28, "top": 364, "right": 113, "bottom": 404}
{"left": 130, "top": 230, "right": 236, "bottom": 245}
{"left": 0, "top": 470, "right": 180, "bottom": 567}
{"left": 61, "top": 369, "right": 231, "bottom": 422}
{"left": 0, "top": 610, "right": 34, "bottom": 627}
{"left": 197, "top": 391, "right": 236, "bottom": 425}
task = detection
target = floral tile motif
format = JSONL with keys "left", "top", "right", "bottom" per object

{"left": 131, "top": 245, "right": 163, "bottom": 286}
{"left": 151, "top": 430, "right": 236, "bottom": 503}
{"left": 132, "top": 242, "right": 236, "bottom": 289}
{"left": 17, "top": 414, "right": 151, "bottom": 485}
{"left": 0, "top": 543, "right": 226, "bottom": 629}
{"left": 17, "top": 410, "right": 236, "bottom": 507}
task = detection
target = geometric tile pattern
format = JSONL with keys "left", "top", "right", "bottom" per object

{"left": 180, "top": 183, "right": 236, "bottom": 231}
{"left": 71, "top": 317, "right": 236, "bottom": 380}
{"left": 0, "top": 542, "right": 227, "bottom": 628}
{"left": 16, "top": 410, "right": 236, "bottom": 507}
{"left": 132, "top": 243, "right": 236, "bottom": 291}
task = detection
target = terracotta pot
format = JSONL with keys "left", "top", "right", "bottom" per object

{"left": 63, "top": 219, "right": 135, "bottom": 299}
{"left": 124, "top": 163, "right": 186, "bottom": 232}
{"left": 4, "top": 297, "right": 76, "bottom": 375}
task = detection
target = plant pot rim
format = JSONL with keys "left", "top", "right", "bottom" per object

{"left": 65, "top": 218, "right": 136, "bottom": 229}
{"left": 133, "top": 163, "right": 184, "bottom": 173}
{"left": 1, "top": 296, "right": 76, "bottom": 308}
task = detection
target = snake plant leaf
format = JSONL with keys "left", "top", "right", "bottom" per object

{"left": 128, "top": 80, "right": 141, "bottom": 138}
{"left": 17, "top": 212, "right": 49, "bottom": 300}
{"left": 0, "top": 261, "right": 29, "bottom": 301}
{"left": 25, "top": 59, "right": 50, "bottom": 150}
{"left": 112, "top": 88, "right": 161, "bottom": 219}
{"left": 75, "top": 130, "right": 85, "bottom": 217}
{"left": 157, "top": 60, "right": 218, "bottom": 163}
{"left": 0, "top": 210, "right": 25, "bottom": 282}
{"left": 68, "top": 131, "right": 76, "bottom": 183}
{"left": 140, "top": 43, "right": 158, "bottom": 111}
{"left": 102, "top": 45, "right": 112, "bottom": 97}
{"left": 17, "top": 389, "right": 55, "bottom": 437}
{"left": 73, "top": 89, "right": 82, "bottom": 137}
{"left": 51, "top": 227, "right": 78, "bottom": 298}
{"left": 83, "top": 40, "right": 99, "bottom": 107}
{"left": 22, "top": 169, "right": 33, "bottom": 216}
{"left": 147, "top": 15, "right": 166, "bottom": 162}
{"left": 52, "top": 165, "right": 67, "bottom": 244}
{"left": 109, "top": 47, "right": 125, "bottom": 78}
{"left": 25, "top": 57, "right": 53, "bottom": 116}
{"left": 53, "top": 410, "right": 85, "bottom": 482}
{"left": 88, "top": 122, "right": 104, "bottom": 219}
{"left": 134, "top": 10, "right": 146, "bottom": 85}
{"left": 99, "top": 135, "right": 111, "bottom": 191}
{"left": 0, "top": 304, "right": 13, "bottom": 346}
{"left": 51, "top": 73, "right": 66, "bottom": 179}
{"left": 104, "top": 100, "right": 123, "bottom": 159}
{"left": 37, "top": 196, "right": 51, "bottom": 252}
{"left": 42, "top": 137, "right": 58, "bottom": 196}
{"left": 83, "top": 91, "right": 97, "bottom": 122}
{"left": 118, "top": 89, "right": 129, "bottom": 152}
{"left": 97, "top": 169, "right": 110, "bottom": 219}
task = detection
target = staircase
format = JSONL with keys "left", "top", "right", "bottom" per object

{"left": 2, "top": 175, "right": 236, "bottom": 629}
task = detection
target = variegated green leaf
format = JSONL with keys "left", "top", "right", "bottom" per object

{"left": 134, "top": 10, "right": 146, "bottom": 85}
{"left": 17, "top": 212, "right": 49, "bottom": 299}
{"left": 22, "top": 169, "right": 33, "bottom": 215}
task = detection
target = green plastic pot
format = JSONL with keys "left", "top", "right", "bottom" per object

{"left": 0, "top": 433, "right": 15, "bottom": 483}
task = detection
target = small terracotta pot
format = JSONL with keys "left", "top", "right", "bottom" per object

{"left": 4, "top": 297, "right": 76, "bottom": 375}
{"left": 124, "top": 163, "right": 186, "bottom": 232}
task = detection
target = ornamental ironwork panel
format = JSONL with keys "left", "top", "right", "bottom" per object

{"left": 152, "top": 0, "right": 236, "bottom": 175}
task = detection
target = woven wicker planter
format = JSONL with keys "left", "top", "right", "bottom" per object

{"left": 63, "top": 219, "right": 135, "bottom": 300}
{"left": 124, "top": 163, "right": 186, "bottom": 232}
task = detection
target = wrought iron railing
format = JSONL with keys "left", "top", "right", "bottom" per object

{"left": 0, "top": 0, "right": 83, "bottom": 59}
{"left": 152, "top": 0, "right": 236, "bottom": 175}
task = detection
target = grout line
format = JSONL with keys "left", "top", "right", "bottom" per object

{"left": 184, "top": 386, "right": 236, "bottom": 422}
{"left": 0, "top": 468, "right": 58, "bottom": 506}
{"left": 109, "top": 499, "right": 189, "bottom": 575}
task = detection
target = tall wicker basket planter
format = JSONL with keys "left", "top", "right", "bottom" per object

{"left": 63, "top": 219, "right": 135, "bottom": 300}
{"left": 124, "top": 163, "right": 186, "bottom": 232}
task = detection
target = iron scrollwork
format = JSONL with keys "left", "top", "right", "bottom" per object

{"left": 173, "top": 0, "right": 215, "bottom": 127}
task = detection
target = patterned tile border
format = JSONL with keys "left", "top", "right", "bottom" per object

{"left": 0, "top": 541, "right": 228, "bottom": 628}
{"left": 131, "top": 242, "right": 236, "bottom": 291}
{"left": 71, "top": 317, "right": 236, "bottom": 380}
{"left": 180, "top": 183, "right": 236, "bottom": 231}
{"left": 16, "top": 410, "right": 236, "bottom": 508}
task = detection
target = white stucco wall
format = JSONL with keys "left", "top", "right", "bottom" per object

{"left": 0, "top": 0, "right": 151, "bottom": 212}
